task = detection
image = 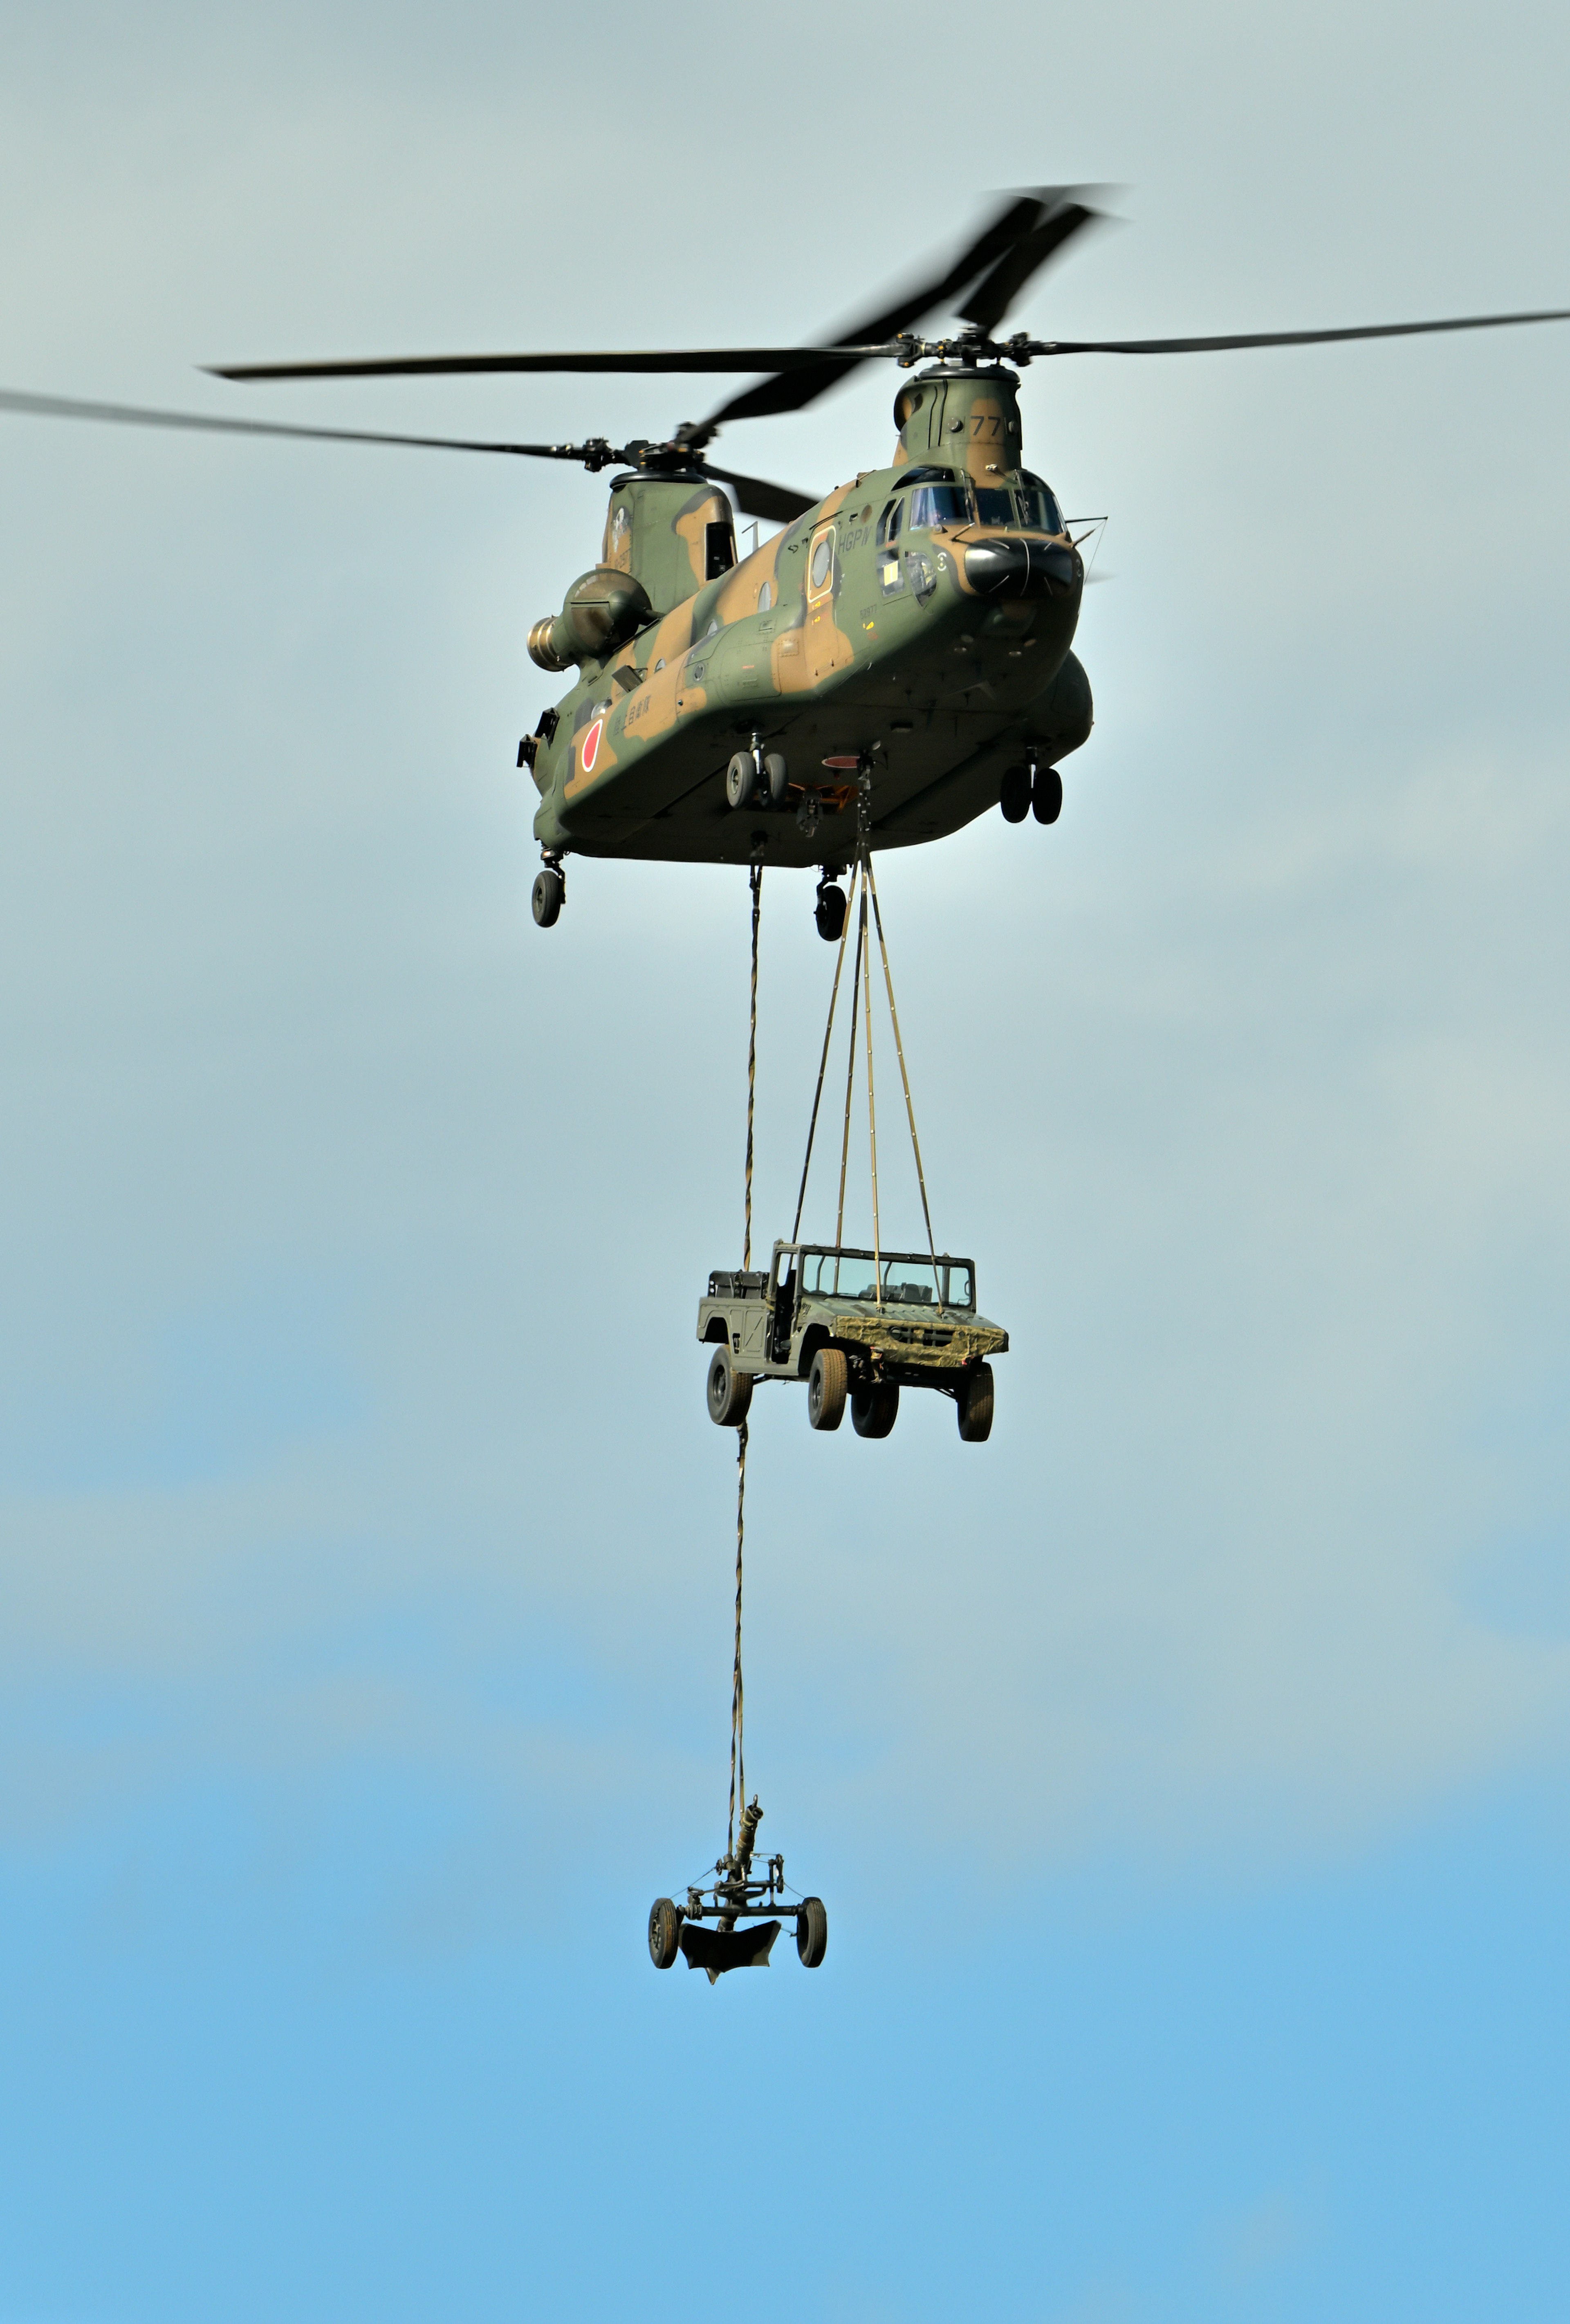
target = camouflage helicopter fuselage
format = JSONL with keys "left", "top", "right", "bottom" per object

{"left": 521, "top": 365, "right": 1092, "bottom": 872}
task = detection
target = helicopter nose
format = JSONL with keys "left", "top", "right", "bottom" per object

{"left": 963, "top": 537, "right": 1082, "bottom": 600}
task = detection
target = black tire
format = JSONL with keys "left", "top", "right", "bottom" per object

{"left": 1032, "top": 766, "right": 1063, "bottom": 824}
{"left": 725, "top": 751, "right": 755, "bottom": 809}
{"left": 796, "top": 1896, "right": 828, "bottom": 1968}
{"left": 814, "top": 883, "right": 847, "bottom": 943}
{"left": 764, "top": 751, "right": 790, "bottom": 807}
{"left": 531, "top": 869, "right": 563, "bottom": 927}
{"left": 648, "top": 1896, "right": 682, "bottom": 1970}
{"left": 807, "top": 1346, "right": 848, "bottom": 1431}
{"left": 1000, "top": 764, "right": 1032, "bottom": 823}
{"left": 958, "top": 1362, "right": 994, "bottom": 1442}
{"left": 707, "top": 1345, "right": 754, "bottom": 1427}
{"left": 851, "top": 1381, "right": 899, "bottom": 1438}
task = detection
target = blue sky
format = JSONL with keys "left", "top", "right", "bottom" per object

{"left": 1, "top": 2, "right": 1568, "bottom": 2315}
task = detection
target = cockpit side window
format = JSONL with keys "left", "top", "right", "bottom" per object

{"left": 1016, "top": 475, "right": 1065, "bottom": 534}
{"left": 877, "top": 498, "right": 903, "bottom": 545}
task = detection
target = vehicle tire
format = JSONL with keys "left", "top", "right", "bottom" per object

{"left": 851, "top": 1381, "right": 899, "bottom": 1438}
{"left": 807, "top": 1347, "right": 848, "bottom": 1431}
{"left": 999, "top": 764, "right": 1032, "bottom": 823}
{"left": 707, "top": 1345, "right": 754, "bottom": 1427}
{"left": 957, "top": 1362, "right": 994, "bottom": 1442}
{"left": 726, "top": 751, "right": 756, "bottom": 808}
{"left": 814, "top": 883, "right": 847, "bottom": 943}
{"left": 648, "top": 1896, "right": 682, "bottom": 1970}
{"left": 531, "top": 869, "right": 563, "bottom": 927}
{"left": 764, "top": 751, "right": 790, "bottom": 806}
{"left": 1032, "top": 766, "right": 1063, "bottom": 824}
{"left": 796, "top": 1896, "right": 828, "bottom": 1968}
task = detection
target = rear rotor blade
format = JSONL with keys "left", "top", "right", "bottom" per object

{"left": 0, "top": 386, "right": 614, "bottom": 460}
{"left": 1029, "top": 308, "right": 1570, "bottom": 356}
{"left": 705, "top": 465, "right": 819, "bottom": 524}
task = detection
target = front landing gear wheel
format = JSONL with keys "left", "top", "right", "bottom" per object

{"left": 807, "top": 1347, "right": 848, "bottom": 1430}
{"left": 1032, "top": 766, "right": 1063, "bottom": 824}
{"left": 764, "top": 751, "right": 790, "bottom": 807}
{"left": 814, "top": 881, "right": 847, "bottom": 942}
{"left": 796, "top": 1896, "right": 828, "bottom": 1967}
{"left": 958, "top": 1362, "right": 994, "bottom": 1442}
{"left": 851, "top": 1381, "right": 899, "bottom": 1438}
{"left": 1000, "top": 763, "right": 1032, "bottom": 823}
{"left": 532, "top": 868, "right": 563, "bottom": 926}
{"left": 725, "top": 751, "right": 756, "bottom": 808}
{"left": 648, "top": 1897, "right": 682, "bottom": 1969}
{"left": 707, "top": 1346, "right": 753, "bottom": 1427}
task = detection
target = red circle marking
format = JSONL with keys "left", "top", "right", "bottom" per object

{"left": 820, "top": 754, "right": 861, "bottom": 771}
{"left": 581, "top": 718, "right": 604, "bottom": 774}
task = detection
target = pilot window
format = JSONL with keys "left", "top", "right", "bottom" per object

{"left": 974, "top": 486, "right": 1014, "bottom": 526}
{"left": 1015, "top": 483, "right": 1065, "bottom": 534}
{"left": 705, "top": 521, "right": 736, "bottom": 579}
{"left": 908, "top": 483, "right": 972, "bottom": 529}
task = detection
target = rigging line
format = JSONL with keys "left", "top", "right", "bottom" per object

{"left": 865, "top": 856, "right": 944, "bottom": 1307}
{"left": 862, "top": 855, "right": 882, "bottom": 1305}
{"left": 834, "top": 863, "right": 866, "bottom": 1276}
{"left": 742, "top": 862, "right": 763, "bottom": 1272}
{"left": 728, "top": 1418, "right": 747, "bottom": 1863}
{"left": 792, "top": 866, "right": 859, "bottom": 1243}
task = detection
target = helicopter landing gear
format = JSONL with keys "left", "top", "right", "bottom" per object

{"left": 814, "top": 876, "right": 848, "bottom": 942}
{"left": 726, "top": 740, "right": 789, "bottom": 810}
{"left": 532, "top": 854, "right": 565, "bottom": 927}
{"left": 998, "top": 757, "right": 1063, "bottom": 826}
{"left": 1000, "top": 764, "right": 1032, "bottom": 822}
{"left": 1032, "top": 764, "right": 1063, "bottom": 823}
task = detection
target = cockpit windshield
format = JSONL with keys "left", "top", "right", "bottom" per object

{"left": 796, "top": 1247, "right": 976, "bottom": 1310}
{"left": 908, "top": 483, "right": 973, "bottom": 530}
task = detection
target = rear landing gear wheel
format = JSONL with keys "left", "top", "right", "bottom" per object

{"left": 764, "top": 751, "right": 790, "bottom": 807}
{"left": 648, "top": 1897, "right": 682, "bottom": 1969}
{"left": 707, "top": 1346, "right": 754, "bottom": 1427}
{"left": 958, "top": 1362, "right": 994, "bottom": 1442}
{"left": 807, "top": 1347, "right": 848, "bottom": 1431}
{"left": 725, "top": 751, "right": 756, "bottom": 809}
{"left": 851, "top": 1381, "right": 899, "bottom": 1438}
{"left": 814, "top": 881, "right": 847, "bottom": 943}
{"left": 796, "top": 1896, "right": 828, "bottom": 1968}
{"left": 532, "top": 868, "right": 563, "bottom": 927}
{"left": 1032, "top": 766, "right": 1063, "bottom": 824}
{"left": 1000, "top": 764, "right": 1032, "bottom": 823}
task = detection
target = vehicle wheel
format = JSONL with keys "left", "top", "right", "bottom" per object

{"left": 707, "top": 1346, "right": 754, "bottom": 1427}
{"left": 725, "top": 751, "right": 756, "bottom": 808}
{"left": 851, "top": 1381, "right": 899, "bottom": 1438}
{"left": 957, "top": 1362, "right": 994, "bottom": 1442}
{"left": 764, "top": 751, "right": 790, "bottom": 807}
{"left": 1032, "top": 766, "right": 1063, "bottom": 824}
{"left": 796, "top": 1896, "right": 828, "bottom": 1968}
{"left": 814, "top": 882, "right": 847, "bottom": 943}
{"left": 531, "top": 869, "right": 563, "bottom": 926}
{"left": 999, "top": 763, "right": 1032, "bottom": 823}
{"left": 648, "top": 1896, "right": 682, "bottom": 1970}
{"left": 807, "top": 1347, "right": 848, "bottom": 1431}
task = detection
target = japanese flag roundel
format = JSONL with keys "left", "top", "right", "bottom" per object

{"left": 581, "top": 718, "right": 604, "bottom": 774}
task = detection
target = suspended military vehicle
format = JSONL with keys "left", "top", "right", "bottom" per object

{"left": 4, "top": 188, "right": 1567, "bottom": 933}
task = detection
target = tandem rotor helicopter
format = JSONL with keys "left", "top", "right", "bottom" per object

{"left": 5, "top": 186, "right": 1568, "bottom": 939}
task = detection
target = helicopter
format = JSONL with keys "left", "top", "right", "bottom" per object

{"left": 4, "top": 188, "right": 1567, "bottom": 938}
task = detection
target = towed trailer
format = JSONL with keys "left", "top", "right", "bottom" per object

{"left": 698, "top": 1238, "right": 1007, "bottom": 1441}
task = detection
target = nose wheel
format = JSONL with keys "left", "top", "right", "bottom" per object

{"left": 999, "top": 758, "right": 1063, "bottom": 826}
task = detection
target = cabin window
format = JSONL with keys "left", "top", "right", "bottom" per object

{"left": 974, "top": 487, "right": 1014, "bottom": 527}
{"left": 705, "top": 520, "right": 736, "bottom": 579}
{"left": 877, "top": 499, "right": 902, "bottom": 545}
{"left": 810, "top": 534, "right": 834, "bottom": 589}
{"left": 758, "top": 581, "right": 772, "bottom": 613}
{"left": 908, "top": 483, "right": 972, "bottom": 530}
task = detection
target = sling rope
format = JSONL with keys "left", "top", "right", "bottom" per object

{"left": 742, "top": 860, "right": 762, "bottom": 1272}
{"left": 728, "top": 861, "right": 762, "bottom": 1862}
{"left": 834, "top": 864, "right": 867, "bottom": 1264}
{"left": 792, "top": 859, "right": 860, "bottom": 1243}
{"left": 861, "top": 862, "right": 881, "bottom": 1300}
{"left": 865, "top": 854, "right": 943, "bottom": 1306}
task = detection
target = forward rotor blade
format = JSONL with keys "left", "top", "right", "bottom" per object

{"left": 695, "top": 187, "right": 1107, "bottom": 436}
{"left": 0, "top": 386, "right": 607, "bottom": 460}
{"left": 705, "top": 464, "right": 819, "bottom": 524}
{"left": 1030, "top": 308, "right": 1570, "bottom": 356}
{"left": 207, "top": 348, "right": 864, "bottom": 382}
{"left": 959, "top": 200, "right": 1100, "bottom": 332}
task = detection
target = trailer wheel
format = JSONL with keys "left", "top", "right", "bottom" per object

{"left": 851, "top": 1381, "right": 899, "bottom": 1438}
{"left": 648, "top": 1897, "right": 682, "bottom": 1969}
{"left": 807, "top": 1347, "right": 848, "bottom": 1431}
{"left": 958, "top": 1362, "right": 994, "bottom": 1442}
{"left": 796, "top": 1896, "right": 828, "bottom": 1968}
{"left": 707, "top": 1346, "right": 753, "bottom": 1427}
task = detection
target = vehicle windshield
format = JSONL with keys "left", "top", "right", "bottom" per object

{"left": 797, "top": 1248, "right": 975, "bottom": 1309}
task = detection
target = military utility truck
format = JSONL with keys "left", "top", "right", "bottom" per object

{"left": 698, "top": 1241, "right": 1006, "bottom": 1441}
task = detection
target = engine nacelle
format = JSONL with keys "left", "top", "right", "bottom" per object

{"left": 527, "top": 565, "right": 653, "bottom": 670}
